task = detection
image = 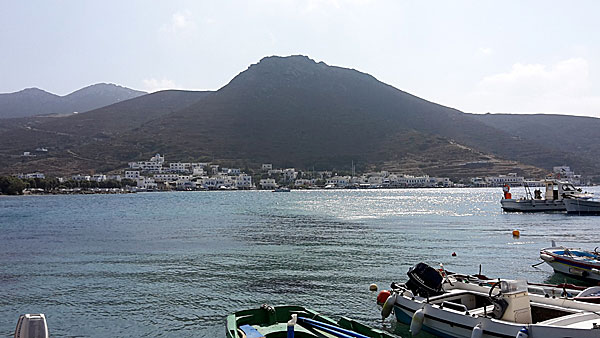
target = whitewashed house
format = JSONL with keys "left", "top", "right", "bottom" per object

{"left": 283, "top": 168, "right": 298, "bottom": 181}
{"left": 72, "top": 174, "right": 91, "bottom": 181}
{"left": 485, "top": 173, "right": 524, "bottom": 187}
{"left": 153, "top": 174, "right": 179, "bottom": 182}
{"left": 91, "top": 174, "right": 107, "bottom": 182}
{"left": 235, "top": 174, "right": 253, "bottom": 189}
{"left": 125, "top": 171, "right": 140, "bottom": 180}
{"left": 259, "top": 178, "right": 278, "bottom": 189}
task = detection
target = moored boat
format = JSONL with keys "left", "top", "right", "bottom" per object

{"left": 380, "top": 262, "right": 600, "bottom": 338}
{"left": 540, "top": 244, "right": 600, "bottom": 282}
{"left": 563, "top": 197, "right": 600, "bottom": 215}
{"left": 226, "top": 304, "right": 393, "bottom": 338}
{"left": 500, "top": 180, "right": 592, "bottom": 212}
{"left": 14, "top": 314, "right": 48, "bottom": 338}
{"left": 273, "top": 187, "right": 291, "bottom": 192}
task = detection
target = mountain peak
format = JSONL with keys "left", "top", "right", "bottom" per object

{"left": 0, "top": 83, "right": 147, "bottom": 119}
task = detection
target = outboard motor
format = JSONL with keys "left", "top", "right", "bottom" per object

{"left": 405, "top": 263, "right": 444, "bottom": 298}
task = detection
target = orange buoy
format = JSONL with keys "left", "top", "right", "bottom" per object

{"left": 513, "top": 230, "right": 520, "bottom": 237}
{"left": 377, "top": 290, "right": 391, "bottom": 305}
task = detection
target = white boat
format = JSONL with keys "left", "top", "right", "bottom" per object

{"left": 381, "top": 263, "right": 600, "bottom": 338}
{"left": 540, "top": 244, "right": 600, "bottom": 282}
{"left": 272, "top": 187, "right": 290, "bottom": 192}
{"left": 563, "top": 198, "right": 600, "bottom": 215}
{"left": 500, "top": 180, "right": 592, "bottom": 212}
{"left": 14, "top": 314, "right": 48, "bottom": 338}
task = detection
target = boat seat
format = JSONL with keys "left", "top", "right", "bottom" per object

{"left": 468, "top": 305, "right": 495, "bottom": 316}
{"left": 239, "top": 324, "right": 266, "bottom": 338}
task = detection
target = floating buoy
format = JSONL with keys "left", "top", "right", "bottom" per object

{"left": 377, "top": 290, "right": 391, "bottom": 305}
{"left": 370, "top": 283, "right": 378, "bottom": 291}
{"left": 512, "top": 230, "right": 520, "bottom": 237}
{"left": 409, "top": 308, "right": 424, "bottom": 336}
{"left": 381, "top": 293, "right": 397, "bottom": 320}
{"left": 452, "top": 252, "right": 457, "bottom": 257}
{"left": 471, "top": 323, "right": 483, "bottom": 338}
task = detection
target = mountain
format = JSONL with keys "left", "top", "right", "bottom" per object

{"left": 470, "top": 113, "right": 600, "bottom": 167}
{"left": 0, "top": 83, "right": 146, "bottom": 118}
{"left": 0, "top": 90, "right": 211, "bottom": 174}
{"left": 1, "top": 55, "right": 599, "bottom": 179}
{"left": 108, "top": 56, "right": 595, "bottom": 176}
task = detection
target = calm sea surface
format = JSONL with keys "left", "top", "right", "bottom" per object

{"left": 1, "top": 187, "right": 599, "bottom": 337}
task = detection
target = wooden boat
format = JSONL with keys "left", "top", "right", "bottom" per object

{"left": 500, "top": 180, "right": 592, "bottom": 212}
{"left": 540, "top": 243, "right": 600, "bottom": 282}
{"left": 380, "top": 263, "right": 600, "bottom": 338}
{"left": 226, "top": 304, "right": 393, "bottom": 338}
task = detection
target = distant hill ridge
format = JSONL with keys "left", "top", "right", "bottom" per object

{"left": 0, "top": 55, "right": 599, "bottom": 180}
{"left": 0, "top": 83, "right": 147, "bottom": 118}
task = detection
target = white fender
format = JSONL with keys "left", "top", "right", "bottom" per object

{"left": 515, "top": 327, "right": 529, "bottom": 338}
{"left": 409, "top": 308, "right": 424, "bottom": 336}
{"left": 471, "top": 323, "right": 483, "bottom": 338}
{"left": 381, "top": 293, "right": 397, "bottom": 319}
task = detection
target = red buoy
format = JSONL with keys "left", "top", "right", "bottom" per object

{"left": 452, "top": 252, "right": 457, "bottom": 257}
{"left": 377, "top": 290, "right": 391, "bottom": 305}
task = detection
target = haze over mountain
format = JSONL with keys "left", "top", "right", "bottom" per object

{"left": 1, "top": 55, "right": 599, "bottom": 180}
{"left": 0, "top": 83, "right": 146, "bottom": 119}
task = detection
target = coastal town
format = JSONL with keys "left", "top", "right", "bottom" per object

{"left": 4, "top": 153, "right": 586, "bottom": 194}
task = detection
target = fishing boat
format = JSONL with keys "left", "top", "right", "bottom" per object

{"left": 273, "top": 187, "right": 291, "bottom": 192}
{"left": 500, "top": 180, "right": 592, "bottom": 212}
{"left": 226, "top": 304, "right": 393, "bottom": 338}
{"left": 563, "top": 197, "right": 600, "bottom": 215}
{"left": 540, "top": 243, "right": 600, "bottom": 282}
{"left": 380, "top": 263, "right": 600, "bottom": 338}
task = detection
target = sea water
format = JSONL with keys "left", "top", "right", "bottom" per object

{"left": 1, "top": 187, "right": 599, "bottom": 337}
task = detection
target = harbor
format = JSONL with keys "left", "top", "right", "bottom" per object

{"left": 2, "top": 187, "right": 600, "bottom": 337}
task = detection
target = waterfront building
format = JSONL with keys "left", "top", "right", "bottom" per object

{"left": 485, "top": 173, "right": 524, "bottom": 187}
{"left": 192, "top": 168, "right": 205, "bottom": 176}
{"left": 17, "top": 172, "right": 46, "bottom": 179}
{"left": 228, "top": 168, "right": 241, "bottom": 175}
{"left": 259, "top": 178, "right": 277, "bottom": 189}
{"left": 294, "top": 178, "right": 315, "bottom": 187}
{"left": 72, "top": 174, "right": 91, "bottom": 181}
{"left": 107, "top": 175, "right": 122, "bottom": 181}
{"left": 124, "top": 171, "right": 140, "bottom": 180}
{"left": 169, "top": 162, "right": 192, "bottom": 173}
{"left": 91, "top": 174, "right": 107, "bottom": 182}
{"left": 283, "top": 168, "right": 298, "bottom": 181}
{"left": 153, "top": 174, "right": 178, "bottom": 182}
{"left": 234, "top": 174, "right": 253, "bottom": 189}
{"left": 553, "top": 166, "right": 581, "bottom": 185}
{"left": 326, "top": 176, "right": 351, "bottom": 188}
{"left": 261, "top": 164, "right": 273, "bottom": 171}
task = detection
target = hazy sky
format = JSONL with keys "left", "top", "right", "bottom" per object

{"left": 2, "top": 1, "right": 600, "bottom": 117}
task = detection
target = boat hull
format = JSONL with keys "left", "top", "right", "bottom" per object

{"left": 394, "top": 298, "right": 523, "bottom": 338}
{"left": 226, "top": 305, "right": 393, "bottom": 338}
{"left": 541, "top": 247, "right": 600, "bottom": 282}
{"left": 501, "top": 198, "right": 565, "bottom": 212}
{"left": 564, "top": 198, "right": 600, "bottom": 214}
{"left": 393, "top": 290, "right": 600, "bottom": 338}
